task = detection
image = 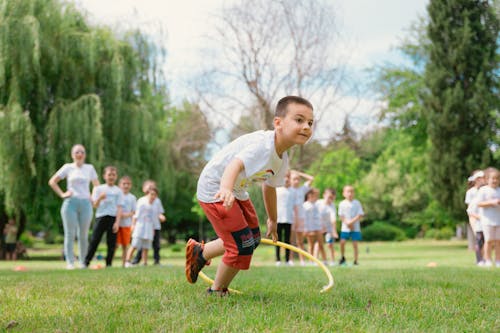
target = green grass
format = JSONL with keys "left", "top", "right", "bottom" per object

{"left": 1, "top": 240, "right": 499, "bottom": 332}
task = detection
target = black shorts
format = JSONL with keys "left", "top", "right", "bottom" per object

{"left": 4, "top": 243, "right": 16, "bottom": 253}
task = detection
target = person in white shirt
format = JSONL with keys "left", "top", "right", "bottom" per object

{"left": 275, "top": 171, "right": 295, "bottom": 266}
{"left": 132, "top": 180, "right": 166, "bottom": 265}
{"left": 125, "top": 186, "right": 159, "bottom": 267}
{"left": 84, "top": 166, "right": 124, "bottom": 268}
{"left": 186, "top": 96, "right": 314, "bottom": 295}
{"left": 338, "top": 185, "right": 364, "bottom": 266}
{"left": 116, "top": 176, "right": 137, "bottom": 267}
{"left": 476, "top": 167, "right": 500, "bottom": 268}
{"left": 49, "top": 144, "right": 99, "bottom": 270}
{"left": 303, "top": 188, "right": 327, "bottom": 263}
{"left": 289, "top": 170, "right": 314, "bottom": 266}
{"left": 316, "top": 188, "right": 338, "bottom": 266}
{"left": 465, "top": 170, "right": 485, "bottom": 265}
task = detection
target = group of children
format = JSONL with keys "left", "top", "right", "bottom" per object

{"left": 275, "top": 170, "right": 364, "bottom": 267}
{"left": 465, "top": 167, "right": 500, "bottom": 267}
{"left": 79, "top": 167, "right": 165, "bottom": 268}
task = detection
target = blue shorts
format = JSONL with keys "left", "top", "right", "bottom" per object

{"left": 340, "top": 231, "right": 362, "bottom": 241}
{"left": 325, "top": 233, "right": 335, "bottom": 244}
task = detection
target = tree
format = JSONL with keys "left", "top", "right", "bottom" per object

{"left": 0, "top": 0, "right": 209, "bottom": 241}
{"left": 196, "top": 0, "right": 347, "bottom": 150}
{"left": 424, "top": 0, "right": 499, "bottom": 217}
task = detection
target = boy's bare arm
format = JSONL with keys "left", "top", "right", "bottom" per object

{"left": 215, "top": 158, "right": 244, "bottom": 209}
{"left": 113, "top": 206, "right": 122, "bottom": 232}
{"left": 291, "top": 170, "right": 314, "bottom": 185}
{"left": 477, "top": 198, "right": 500, "bottom": 207}
{"left": 262, "top": 183, "right": 278, "bottom": 242}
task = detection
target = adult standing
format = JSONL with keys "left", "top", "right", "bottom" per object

{"left": 49, "top": 144, "right": 99, "bottom": 269}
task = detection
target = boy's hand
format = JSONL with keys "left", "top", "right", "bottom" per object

{"left": 99, "top": 193, "right": 107, "bottom": 200}
{"left": 112, "top": 222, "right": 119, "bottom": 233}
{"left": 266, "top": 219, "right": 278, "bottom": 242}
{"left": 214, "top": 188, "right": 235, "bottom": 209}
{"left": 159, "top": 214, "right": 166, "bottom": 223}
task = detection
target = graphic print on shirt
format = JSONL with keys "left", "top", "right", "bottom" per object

{"left": 239, "top": 169, "right": 275, "bottom": 188}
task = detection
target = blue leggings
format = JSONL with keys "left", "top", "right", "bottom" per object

{"left": 61, "top": 197, "right": 92, "bottom": 266}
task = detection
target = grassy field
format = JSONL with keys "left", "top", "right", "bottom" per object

{"left": 0, "top": 240, "right": 499, "bottom": 332}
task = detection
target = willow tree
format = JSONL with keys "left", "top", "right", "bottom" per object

{"left": 424, "top": 0, "right": 499, "bottom": 217}
{"left": 0, "top": 0, "right": 179, "bottom": 235}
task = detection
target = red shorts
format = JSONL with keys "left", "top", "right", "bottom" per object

{"left": 116, "top": 226, "right": 132, "bottom": 246}
{"left": 199, "top": 199, "right": 260, "bottom": 270}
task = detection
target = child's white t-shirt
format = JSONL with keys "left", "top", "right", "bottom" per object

{"left": 291, "top": 185, "right": 310, "bottom": 219}
{"left": 338, "top": 199, "right": 364, "bottom": 232}
{"left": 92, "top": 184, "right": 125, "bottom": 218}
{"left": 476, "top": 186, "right": 500, "bottom": 226}
{"left": 276, "top": 186, "right": 294, "bottom": 224}
{"left": 56, "top": 163, "right": 98, "bottom": 199}
{"left": 133, "top": 196, "right": 155, "bottom": 240}
{"left": 466, "top": 198, "right": 483, "bottom": 232}
{"left": 197, "top": 130, "right": 288, "bottom": 203}
{"left": 317, "top": 199, "right": 336, "bottom": 233}
{"left": 465, "top": 187, "right": 479, "bottom": 205}
{"left": 120, "top": 192, "right": 137, "bottom": 227}
{"left": 153, "top": 198, "right": 165, "bottom": 231}
{"left": 303, "top": 201, "right": 322, "bottom": 232}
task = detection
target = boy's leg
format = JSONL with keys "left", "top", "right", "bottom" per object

{"left": 276, "top": 224, "right": 284, "bottom": 262}
{"left": 85, "top": 217, "right": 106, "bottom": 266}
{"left": 353, "top": 240, "right": 359, "bottom": 263}
{"left": 105, "top": 216, "right": 118, "bottom": 266}
{"left": 284, "top": 224, "right": 291, "bottom": 262}
{"left": 316, "top": 231, "right": 327, "bottom": 261}
{"left": 142, "top": 249, "right": 149, "bottom": 265}
{"left": 212, "top": 262, "right": 240, "bottom": 290}
{"left": 475, "top": 232, "right": 484, "bottom": 263}
{"left": 153, "top": 229, "right": 160, "bottom": 264}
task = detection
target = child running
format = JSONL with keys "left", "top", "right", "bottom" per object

{"left": 186, "top": 96, "right": 314, "bottom": 295}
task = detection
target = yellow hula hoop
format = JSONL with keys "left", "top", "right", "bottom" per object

{"left": 198, "top": 238, "right": 334, "bottom": 294}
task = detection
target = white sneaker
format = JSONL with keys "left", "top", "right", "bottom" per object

{"left": 484, "top": 260, "right": 493, "bottom": 267}
{"left": 275, "top": 261, "right": 282, "bottom": 267}
{"left": 300, "top": 260, "right": 306, "bottom": 266}
{"left": 477, "top": 261, "right": 485, "bottom": 267}
{"left": 287, "top": 260, "right": 295, "bottom": 266}
{"left": 329, "top": 261, "right": 336, "bottom": 267}
{"left": 66, "top": 263, "right": 75, "bottom": 270}
{"left": 124, "top": 262, "right": 133, "bottom": 268}
{"left": 496, "top": 261, "right": 500, "bottom": 268}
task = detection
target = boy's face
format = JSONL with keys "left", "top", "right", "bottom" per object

{"left": 120, "top": 179, "right": 132, "bottom": 193}
{"left": 104, "top": 170, "right": 117, "bottom": 185}
{"left": 142, "top": 181, "right": 156, "bottom": 194}
{"left": 275, "top": 103, "right": 313, "bottom": 146}
{"left": 343, "top": 186, "right": 354, "bottom": 200}
{"left": 324, "top": 190, "right": 335, "bottom": 203}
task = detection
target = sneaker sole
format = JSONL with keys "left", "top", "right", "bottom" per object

{"left": 185, "top": 239, "right": 199, "bottom": 284}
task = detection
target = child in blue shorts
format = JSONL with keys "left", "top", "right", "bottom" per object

{"left": 338, "top": 185, "right": 364, "bottom": 266}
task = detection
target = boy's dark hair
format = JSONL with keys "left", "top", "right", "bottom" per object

{"left": 103, "top": 166, "right": 117, "bottom": 174}
{"left": 275, "top": 96, "right": 313, "bottom": 117}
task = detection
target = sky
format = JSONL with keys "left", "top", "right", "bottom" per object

{"left": 75, "top": 0, "right": 429, "bottom": 137}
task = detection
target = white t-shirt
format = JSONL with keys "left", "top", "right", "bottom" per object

{"left": 466, "top": 197, "right": 483, "bottom": 232}
{"left": 133, "top": 196, "right": 155, "bottom": 240}
{"left": 291, "top": 185, "right": 310, "bottom": 219}
{"left": 120, "top": 192, "right": 137, "bottom": 227}
{"left": 276, "top": 186, "right": 294, "bottom": 224}
{"left": 476, "top": 186, "right": 500, "bottom": 226}
{"left": 317, "top": 199, "right": 336, "bottom": 233}
{"left": 197, "top": 130, "right": 288, "bottom": 203}
{"left": 92, "top": 184, "right": 125, "bottom": 218}
{"left": 338, "top": 199, "right": 364, "bottom": 232}
{"left": 465, "top": 187, "right": 479, "bottom": 205}
{"left": 56, "top": 163, "right": 98, "bottom": 199}
{"left": 153, "top": 198, "right": 165, "bottom": 230}
{"left": 303, "top": 201, "right": 322, "bottom": 232}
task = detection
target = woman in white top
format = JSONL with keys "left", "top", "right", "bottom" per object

{"left": 48, "top": 144, "right": 99, "bottom": 269}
